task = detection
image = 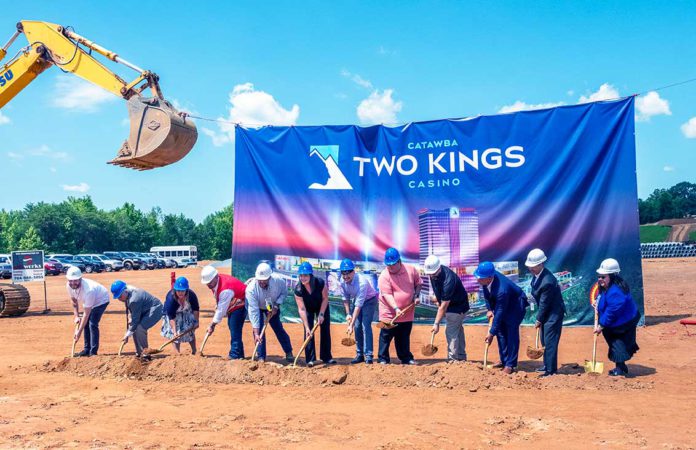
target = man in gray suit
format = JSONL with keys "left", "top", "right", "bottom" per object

{"left": 525, "top": 249, "right": 565, "bottom": 377}
{"left": 111, "top": 280, "right": 163, "bottom": 360}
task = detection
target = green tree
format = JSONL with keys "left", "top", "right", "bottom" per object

{"left": 18, "top": 226, "right": 46, "bottom": 250}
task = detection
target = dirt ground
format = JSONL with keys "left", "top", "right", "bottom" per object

{"left": 1, "top": 259, "right": 695, "bottom": 449}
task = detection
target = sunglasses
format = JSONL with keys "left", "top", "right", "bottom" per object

{"left": 341, "top": 270, "right": 354, "bottom": 276}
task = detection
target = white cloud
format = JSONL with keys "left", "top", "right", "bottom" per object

{"left": 567, "top": 90, "right": 575, "bottom": 97}
{"left": 49, "top": 167, "right": 57, "bottom": 173}
{"left": 171, "top": 99, "right": 199, "bottom": 116}
{"left": 202, "top": 83, "right": 300, "bottom": 147}
{"left": 0, "top": 111, "right": 10, "bottom": 125}
{"left": 51, "top": 75, "right": 116, "bottom": 112}
{"left": 61, "top": 182, "right": 90, "bottom": 193}
{"left": 579, "top": 83, "right": 620, "bottom": 103}
{"left": 378, "top": 45, "right": 397, "bottom": 56}
{"left": 663, "top": 165, "right": 675, "bottom": 172}
{"left": 7, "top": 151, "right": 24, "bottom": 160}
{"left": 680, "top": 117, "right": 696, "bottom": 138}
{"left": 28, "top": 144, "right": 69, "bottom": 160}
{"left": 498, "top": 101, "right": 565, "bottom": 114}
{"left": 341, "top": 70, "right": 374, "bottom": 90}
{"left": 635, "top": 91, "right": 671, "bottom": 121}
{"left": 357, "top": 89, "right": 403, "bottom": 125}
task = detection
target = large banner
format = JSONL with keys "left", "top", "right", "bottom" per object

{"left": 232, "top": 98, "right": 643, "bottom": 325}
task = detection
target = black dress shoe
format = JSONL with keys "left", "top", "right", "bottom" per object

{"left": 75, "top": 350, "right": 90, "bottom": 357}
{"left": 535, "top": 367, "right": 547, "bottom": 373}
{"left": 608, "top": 368, "right": 627, "bottom": 377}
{"left": 365, "top": 358, "right": 373, "bottom": 365}
{"left": 539, "top": 371, "right": 555, "bottom": 378}
{"left": 350, "top": 356, "right": 365, "bottom": 364}
{"left": 324, "top": 359, "right": 337, "bottom": 365}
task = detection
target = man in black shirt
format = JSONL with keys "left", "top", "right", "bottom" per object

{"left": 424, "top": 255, "right": 470, "bottom": 361}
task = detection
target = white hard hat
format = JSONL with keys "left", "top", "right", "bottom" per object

{"left": 597, "top": 258, "right": 620, "bottom": 275}
{"left": 200, "top": 265, "right": 219, "bottom": 284}
{"left": 525, "top": 248, "right": 547, "bottom": 267}
{"left": 423, "top": 255, "right": 441, "bottom": 275}
{"left": 255, "top": 262, "right": 272, "bottom": 281}
{"left": 66, "top": 266, "right": 82, "bottom": 281}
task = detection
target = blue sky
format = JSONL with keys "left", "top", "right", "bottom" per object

{"left": 2, "top": 1, "right": 695, "bottom": 222}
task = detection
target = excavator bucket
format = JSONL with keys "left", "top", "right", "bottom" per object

{"left": 109, "top": 97, "right": 197, "bottom": 170}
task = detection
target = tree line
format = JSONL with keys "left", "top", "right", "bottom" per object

{"left": 0, "top": 196, "right": 233, "bottom": 261}
{"left": 638, "top": 182, "right": 696, "bottom": 224}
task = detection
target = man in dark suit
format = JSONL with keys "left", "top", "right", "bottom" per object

{"left": 525, "top": 249, "right": 565, "bottom": 377}
{"left": 475, "top": 261, "right": 529, "bottom": 374}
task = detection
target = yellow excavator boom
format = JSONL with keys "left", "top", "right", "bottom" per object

{"left": 0, "top": 20, "right": 197, "bottom": 170}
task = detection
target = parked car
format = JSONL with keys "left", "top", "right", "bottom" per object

{"left": 0, "top": 255, "right": 11, "bottom": 279}
{"left": 80, "top": 254, "right": 123, "bottom": 272}
{"left": 133, "top": 252, "right": 156, "bottom": 270}
{"left": 44, "top": 259, "right": 64, "bottom": 276}
{"left": 73, "top": 255, "right": 106, "bottom": 273}
{"left": 144, "top": 253, "right": 166, "bottom": 269}
{"left": 165, "top": 259, "right": 178, "bottom": 269}
{"left": 105, "top": 251, "right": 142, "bottom": 270}
{"left": 51, "top": 256, "right": 86, "bottom": 273}
{"left": 179, "top": 258, "right": 197, "bottom": 267}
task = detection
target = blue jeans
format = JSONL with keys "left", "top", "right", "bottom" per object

{"left": 354, "top": 297, "right": 376, "bottom": 359}
{"left": 227, "top": 307, "right": 246, "bottom": 359}
{"left": 256, "top": 312, "right": 293, "bottom": 359}
{"left": 83, "top": 302, "right": 108, "bottom": 355}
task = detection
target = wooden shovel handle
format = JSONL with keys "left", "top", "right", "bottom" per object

{"left": 118, "top": 340, "right": 126, "bottom": 356}
{"left": 429, "top": 330, "right": 436, "bottom": 346}
{"left": 483, "top": 316, "right": 493, "bottom": 368}
{"left": 535, "top": 327, "right": 540, "bottom": 349}
{"left": 390, "top": 302, "right": 416, "bottom": 325}
{"left": 70, "top": 322, "right": 80, "bottom": 358}
{"left": 293, "top": 321, "right": 320, "bottom": 367}
{"left": 158, "top": 324, "right": 197, "bottom": 351}
{"left": 199, "top": 332, "right": 211, "bottom": 356}
{"left": 252, "top": 318, "right": 270, "bottom": 361}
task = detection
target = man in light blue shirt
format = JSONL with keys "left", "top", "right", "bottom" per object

{"left": 245, "top": 262, "right": 294, "bottom": 363}
{"left": 339, "top": 258, "right": 378, "bottom": 364}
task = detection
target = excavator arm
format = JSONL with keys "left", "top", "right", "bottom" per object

{"left": 0, "top": 21, "right": 197, "bottom": 170}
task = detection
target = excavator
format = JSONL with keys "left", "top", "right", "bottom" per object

{"left": 0, "top": 20, "right": 198, "bottom": 317}
{"left": 1, "top": 20, "right": 198, "bottom": 170}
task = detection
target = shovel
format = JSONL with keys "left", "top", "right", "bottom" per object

{"left": 526, "top": 327, "right": 544, "bottom": 360}
{"left": 198, "top": 332, "right": 211, "bottom": 357}
{"left": 251, "top": 317, "right": 270, "bottom": 361}
{"left": 421, "top": 330, "right": 438, "bottom": 356}
{"left": 293, "top": 322, "right": 320, "bottom": 367}
{"left": 376, "top": 303, "right": 415, "bottom": 330}
{"left": 144, "top": 325, "right": 196, "bottom": 355}
{"left": 483, "top": 316, "right": 495, "bottom": 369}
{"left": 118, "top": 340, "right": 127, "bottom": 356}
{"left": 584, "top": 310, "right": 604, "bottom": 374}
{"left": 341, "top": 326, "right": 356, "bottom": 346}
{"left": 70, "top": 321, "right": 80, "bottom": 358}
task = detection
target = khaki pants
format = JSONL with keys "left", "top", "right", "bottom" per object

{"left": 445, "top": 312, "right": 467, "bottom": 361}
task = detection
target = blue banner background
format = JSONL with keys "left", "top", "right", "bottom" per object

{"left": 232, "top": 97, "right": 643, "bottom": 325}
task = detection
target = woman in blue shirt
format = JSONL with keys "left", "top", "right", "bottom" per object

{"left": 593, "top": 258, "right": 641, "bottom": 377}
{"left": 161, "top": 277, "right": 200, "bottom": 354}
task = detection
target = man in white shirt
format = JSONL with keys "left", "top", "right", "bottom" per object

{"left": 66, "top": 267, "right": 110, "bottom": 356}
{"left": 245, "top": 262, "right": 294, "bottom": 362}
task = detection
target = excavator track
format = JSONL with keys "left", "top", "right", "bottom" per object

{"left": 0, "top": 283, "right": 31, "bottom": 317}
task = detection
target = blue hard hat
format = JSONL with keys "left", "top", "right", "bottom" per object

{"left": 173, "top": 276, "right": 189, "bottom": 291}
{"left": 474, "top": 261, "right": 495, "bottom": 279}
{"left": 111, "top": 280, "right": 127, "bottom": 299}
{"left": 384, "top": 247, "right": 401, "bottom": 266}
{"left": 340, "top": 258, "right": 355, "bottom": 272}
{"left": 298, "top": 261, "right": 313, "bottom": 275}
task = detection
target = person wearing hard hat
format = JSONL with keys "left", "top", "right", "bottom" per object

{"left": 246, "top": 262, "right": 294, "bottom": 363}
{"left": 339, "top": 258, "right": 378, "bottom": 364}
{"left": 475, "top": 261, "right": 529, "bottom": 374}
{"left": 377, "top": 247, "right": 422, "bottom": 365}
{"left": 424, "top": 255, "right": 470, "bottom": 362}
{"left": 66, "top": 266, "right": 110, "bottom": 357}
{"left": 111, "top": 280, "right": 163, "bottom": 360}
{"left": 594, "top": 258, "right": 641, "bottom": 377}
{"left": 160, "top": 276, "right": 200, "bottom": 354}
{"left": 525, "top": 249, "right": 565, "bottom": 377}
{"left": 200, "top": 265, "right": 248, "bottom": 359}
{"left": 294, "top": 261, "right": 335, "bottom": 366}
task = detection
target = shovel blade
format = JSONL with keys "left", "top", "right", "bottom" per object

{"left": 526, "top": 346, "right": 544, "bottom": 360}
{"left": 143, "top": 348, "right": 162, "bottom": 356}
{"left": 583, "top": 360, "right": 604, "bottom": 374}
{"left": 421, "top": 345, "right": 438, "bottom": 356}
{"left": 341, "top": 338, "right": 356, "bottom": 346}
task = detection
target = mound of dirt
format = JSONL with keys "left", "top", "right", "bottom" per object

{"left": 35, "top": 356, "right": 652, "bottom": 392}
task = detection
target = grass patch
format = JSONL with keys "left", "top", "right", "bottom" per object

{"left": 640, "top": 225, "right": 670, "bottom": 243}
{"left": 690, "top": 230, "right": 696, "bottom": 242}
